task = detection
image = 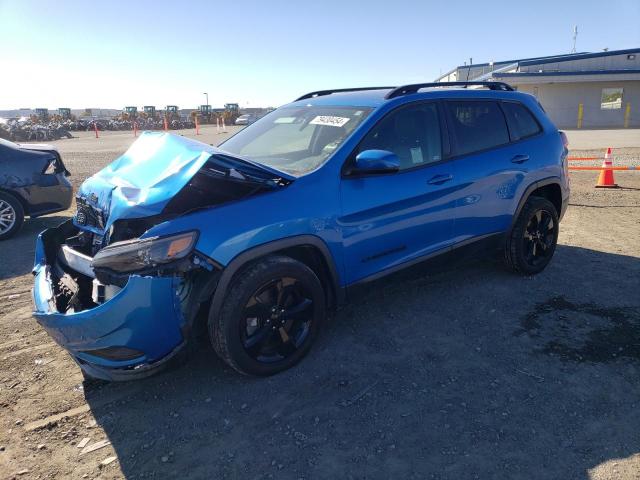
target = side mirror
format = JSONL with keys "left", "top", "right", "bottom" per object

{"left": 351, "top": 149, "right": 399, "bottom": 175}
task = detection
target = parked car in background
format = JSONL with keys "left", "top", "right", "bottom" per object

{"left": 234, "top": 114, "right": 258, "bottom": 125}
{"left": 32, "top": 81, "right": 569, "bottom": 381}
{"left": 0, "top": 139, "right": 72, "bottom": 240}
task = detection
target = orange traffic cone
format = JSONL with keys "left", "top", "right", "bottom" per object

{"left": 595, "top": 147, "right": 618, "bottom": 188}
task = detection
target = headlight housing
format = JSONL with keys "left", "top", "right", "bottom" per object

{"left": 92, "top": 231, "right": 198, "bottom": 273}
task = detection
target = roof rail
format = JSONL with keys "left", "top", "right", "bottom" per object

{"left": 295, "top": 87, "right": 395, "bottom": 101}
{"left": 385, "top": 81, "right": 514, "bottom": 99}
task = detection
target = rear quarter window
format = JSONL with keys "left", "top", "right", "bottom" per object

{"left": 445, "top": 101, "right": 510, "bottom": 156}
{"left": 501, "top": 101, "right": 542, "bottom": 141}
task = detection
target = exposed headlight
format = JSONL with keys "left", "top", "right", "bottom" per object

{"left": 92, "top": 231, "right": 198, "bottom": 273}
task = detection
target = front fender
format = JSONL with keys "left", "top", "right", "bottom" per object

{"left": 143, "top": 170, "right": 344, "bottom": 278}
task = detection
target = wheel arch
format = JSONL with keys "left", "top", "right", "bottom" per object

{"left": 530, "top": 182, "right": 562, "bottom": 216}
{"left": 509, "top": 177, "right": 562, "bottom": 234}
{"left": 208, "top": 235, "right": 343, "bottom": 320}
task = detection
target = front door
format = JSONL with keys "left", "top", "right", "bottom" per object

{"left": 339, "top": 102, "right": 457, "bottom": 285}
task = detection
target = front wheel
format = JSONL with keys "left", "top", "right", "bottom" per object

{"left": 505, "top": 196, "right": 559, "bottom": 275}
{"left": 209, "top": 255, "right": 326, "bottom": 376}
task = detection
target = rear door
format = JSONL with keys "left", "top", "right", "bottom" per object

{"left": 444, "top": 99, "right": 535, "bottom": 244}
{"left": 339, "top": 102, "right": 457, "bottom": 284}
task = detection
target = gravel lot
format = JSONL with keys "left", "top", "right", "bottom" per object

{"left": 1, "top": 126, "right": 639, "bottom": 480}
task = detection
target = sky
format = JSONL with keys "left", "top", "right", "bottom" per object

{"left": 1, "top": 0, "right": 639, "bottom": 110}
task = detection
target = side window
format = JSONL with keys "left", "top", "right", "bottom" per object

{"left": 502, "top": 101, "right": 542, "bottom": 141}
{"left": 446, "top": 101, "right": 509, "bottom": 156}
{"left": 356, "top": 103, "right": 442, "bottom": 170}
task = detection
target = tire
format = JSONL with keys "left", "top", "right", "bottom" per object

{"left": 209, "top": 255, "right": 326, "bottom": 376}
{"left": 505, "top": 196, "right": 559, "bottom": 275}
{"left": 0, "top": 192, "right": 25, "bottom": 241}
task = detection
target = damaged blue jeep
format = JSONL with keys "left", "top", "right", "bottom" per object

{"left": 32, "top": 82, "right": 569, "bottom": 380}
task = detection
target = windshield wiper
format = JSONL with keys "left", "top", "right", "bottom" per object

{"left": 209, "top": 149, "right": 296, "bottom": 181}
{"left": 205, "top": 154, "right": 293, "bottom": 187}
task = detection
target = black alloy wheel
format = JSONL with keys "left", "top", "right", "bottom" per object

{"left": 505, "top": 196, "right": 559, "bottom": 275}
{"left": 523, "top": 209, "right": 556, "bottom": 267}
{"left": 210, "top": 255, "right": 326, "bottom": 376}
{"left": 241, "top": 277, "right": 314, "bottom": 363}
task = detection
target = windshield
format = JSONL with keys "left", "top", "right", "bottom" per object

{"left": 219, "top": 105, "right": 372, "bottom": 176}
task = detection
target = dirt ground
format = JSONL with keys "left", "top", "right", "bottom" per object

{"left": 1, "top": 126, "right": 639, "bottom": 480}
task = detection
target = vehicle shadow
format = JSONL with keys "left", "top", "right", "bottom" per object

{"left": 0, "top": 214, "right": 70, "bottom": 280}
{"left": 84, "top": 244, "right": 640, "bottom": 479}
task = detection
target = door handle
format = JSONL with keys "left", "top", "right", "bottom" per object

{"left": 511, "top": 154, "right": 530, "bottom": 164}
{"left": 427, "top": 174, "right": 453, "bottom": 185}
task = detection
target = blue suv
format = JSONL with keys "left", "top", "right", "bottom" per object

{"left": 32, "top": 82, "right": 570, "bottom": 380}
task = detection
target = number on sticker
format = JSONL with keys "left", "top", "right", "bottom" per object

{"left": 309, "top": 116, "right": 350, "bottom": 127}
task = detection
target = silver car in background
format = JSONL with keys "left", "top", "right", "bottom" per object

{"left": 234, "top": 114, "right": 258, "bottom": 125}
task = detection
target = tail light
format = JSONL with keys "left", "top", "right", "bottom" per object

{"left": 559, "top": 131, "right": 569, "bottom": 149}
{"left": 559, "top": 131, "right": 569, "bottom": 181}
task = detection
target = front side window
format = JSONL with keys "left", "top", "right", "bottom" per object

{"left": 355, "top": 103, "right": 442, "bottom": 170}
{"left": 502, "top": 102, "right": 542, "bottom": 140}
{"left": 446, "top": 101, "right": 509, "bottom": 156}
{"left": 601, "top": 88, "right": 623, "bottom": 110}
{"left": 219, "top": 106, "right": 372, "bottom": 176}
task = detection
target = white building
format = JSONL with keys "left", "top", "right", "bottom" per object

{"left": 436, "top": 48, "right": 640, "bottom": 129}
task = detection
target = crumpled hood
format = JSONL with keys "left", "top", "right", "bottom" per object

{"left": 76, "top": 132, "right": 216, "bottom": 234}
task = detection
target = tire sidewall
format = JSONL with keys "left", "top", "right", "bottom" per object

{"left": 211, "top": 256, "right": 326, "bottom": 376}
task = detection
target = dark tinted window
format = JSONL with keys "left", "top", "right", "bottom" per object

{"left": 446, "top": 101, "right": 509, "bottom": 156}
{"left": 357, "top": 103, "right": 442, "bottom": 170}
{"left": 502, "top": 102, "right": 542, "bottom": 140}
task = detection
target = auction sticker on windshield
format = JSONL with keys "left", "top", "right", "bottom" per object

{"left": 274, "top": 117, "right": 297, "bottom": 124}
{"left": 310, "top": 116, "right": 350, "bottom": 127}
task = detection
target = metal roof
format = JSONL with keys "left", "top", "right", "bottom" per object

{"left": 436, "top": 47, "right": 640, "bottom": 82}
{"left": 494, "top": 69, "right": 640, "bottom": 77}
{"left": 518, "top": 48, "right": 640, "bottom": 66}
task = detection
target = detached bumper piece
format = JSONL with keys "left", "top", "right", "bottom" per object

{"left": 32, "top": 221, "right": 187, "bottom": 381}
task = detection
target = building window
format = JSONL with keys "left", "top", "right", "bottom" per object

{"left": 601, "top": 88, "right": 623, "bottom": 110}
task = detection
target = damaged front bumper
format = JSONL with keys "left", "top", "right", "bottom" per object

{"left": 32, "top": 223, "right": 189, "bottom": 381}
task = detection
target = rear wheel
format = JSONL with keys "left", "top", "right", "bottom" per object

{"left": 209, "top": 255, "right": 326, "bottom": 376}
{"left": 505, "top": 196, "right": 559, "bottom": 275}
{"left": 0, "top": 192, "right": 24, "bottom": 240}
